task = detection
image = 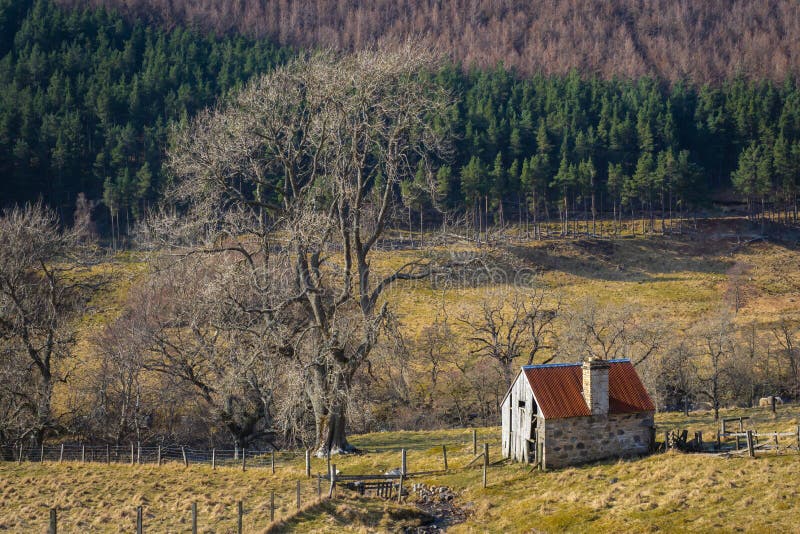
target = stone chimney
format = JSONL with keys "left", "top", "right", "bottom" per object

{"left": 583, "top": 358, "right": 610, "bottom": 416}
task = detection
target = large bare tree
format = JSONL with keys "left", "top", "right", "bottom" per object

{"left": 0, "top": 204, "right": 101, "bottom": 448}
{"left": 150, "top": 45, "right": 451, "bottom": 454}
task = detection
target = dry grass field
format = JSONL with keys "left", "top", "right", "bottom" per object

{"left": 0, "top": 428, "right": 498, "bottom": 533}
{"left": 2, "top": 406, "right": 800, "bottom": 533}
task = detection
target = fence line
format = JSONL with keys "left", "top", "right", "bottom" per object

{"left": 1, "top": 444, "right": 319, "bottom": 469}
{"left": 0, "top": 428, "right": 498, "bottom": 468}
{"left": 44, "top": 476, "right": 330, "bottom": 534}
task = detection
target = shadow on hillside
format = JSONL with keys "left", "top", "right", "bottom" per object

{"left": 503, "top": 236, "right": 737, "bottom": 282}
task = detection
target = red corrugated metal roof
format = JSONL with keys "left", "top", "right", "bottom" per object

{"left": 522, "top": 359, "right": 654, "bottom": 419}
{"left": 523, "top": 364, "right": 590, "bottom": 418}
{"left": 608, "top": 360, "right": 656, "bottom": 414}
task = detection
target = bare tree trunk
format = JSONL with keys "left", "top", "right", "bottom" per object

{"left": 420, "top": 210, "right": 424, "bottom": 247}
{"left": 310, "top": 364, "right": 354, "bottom": 455}
{"left": 33, "top": 377, "right": 54, "bottom": 446}
{"left": 485, "top": 195, "right": 489, "bottom": 244}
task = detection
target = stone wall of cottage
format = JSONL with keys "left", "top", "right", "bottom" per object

{"left": 540, "top": 411, "right": 654, "bottom": 469}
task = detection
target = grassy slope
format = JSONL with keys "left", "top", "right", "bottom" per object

{"left": 2, "top": 408, "right": 800, "bottom": 532}
{"left": 383, "top": 220, "right": 800, "bottom": 341}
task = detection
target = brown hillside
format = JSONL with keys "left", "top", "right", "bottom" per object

{"left": 57, "top": 0, "right": 799, "bottom": 82}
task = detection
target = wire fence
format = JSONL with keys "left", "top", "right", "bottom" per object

{"left": 0, "top": 427, "right": 499, "bottom": 468}
{"left": 0, "top": 443, "right": 310, "bottom": 469}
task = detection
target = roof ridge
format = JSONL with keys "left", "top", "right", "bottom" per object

{"left": 522, "top": 362, "right": 580, "bottom": 369}
{"left": 522, "top": 358, "right": 631, "bottom": 370}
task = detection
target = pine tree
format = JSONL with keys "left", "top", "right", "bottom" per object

{"left": 490, "top": 152, "right": 506, "bottom": 226}
{"left": 732, "top": 143, "right": 771, "bottom": 218}
{"left": 630, "top": 152, "right": 655, "bottom": 231}
{"left": 553, "top": 153, "right": 575, "bottom": 235}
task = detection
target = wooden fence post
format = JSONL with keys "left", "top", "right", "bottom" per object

{"left": 81, "top": 445, "right": 85, "bottom": 463}
{"left": 106, "top": 444, "right": 110, "bottom": 464}
{"left": 59, "top": 444, "right": 64, "bottom": 463}
{"left": 157, "top": 446, "right": 161, "bottom": 466}
{"left": 305, "top": 449, "right": 311, "bottom": 478}
{"left": 234, "top": 444, "right": 238, "bottom": 461}
{"left": 473, "top": 429, "right": 477, "bottom": 455}
{"left": 212, "top": 448, "right": 216, "bottom": 470}
{"left": 482, "top": 443, "right": 489, "bottom": 488}
{"left": 328, "top": 464, "right": 336, "bottom": 498}
{"left": 796, "top": 426, "right": 800, "bottom": 453}
{"left": 137, "top": 442, "right": 141, "bottom": 465}
{"left": 242, "top": 449, "right": 246, "bottom": 472}
{"left": 181, "top": 446, "right": 188, "bottom": 467}
{"left": 774, "top": 433, "right": 780, "bottom": 455}
{"left": 191, "top": 502, "right": 197, "bottom": 534}
{"left": 49, "top": 508, "right": 57, "bottom": 534}
{"left": 326, "top": 451, "right": 330, "bottom": 480}
{"left": 130, "top": 443, "right": 134, "bottom": 465}
{"left": 271, "top": 450, "right": 275, "bottom": 474}
{"left": 136, "top": 506, "right": 143, "bottom": 534}
{"left": 442, "top": 445, "right": 448, "bottom": 471}
{"left": 270, "top": 491, "right": 275, "bottom": 522}
{"left": 746, "top": 430, "right": 755, "bottom": 458}
{"left": 296, "top": 480, "right": 301, "bottom": 509}
{"left": 401, "top": 449, "right": 407, "bottom": 477}
{"left": 237, "top": 501, "right": 242, "bottom": 534}
{"left": 398, "top": 474, "right": 404, "bottom": 503}
{"left": 537, "top": 441, "right": 543, "bottom": 470}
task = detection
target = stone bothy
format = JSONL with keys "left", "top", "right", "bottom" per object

{"left": 501, "top": 358, "right": 655, "bottom": 469}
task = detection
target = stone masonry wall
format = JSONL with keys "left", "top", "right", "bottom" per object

{"left": 541, "top": 411, "right": 654, "bottom": 469}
